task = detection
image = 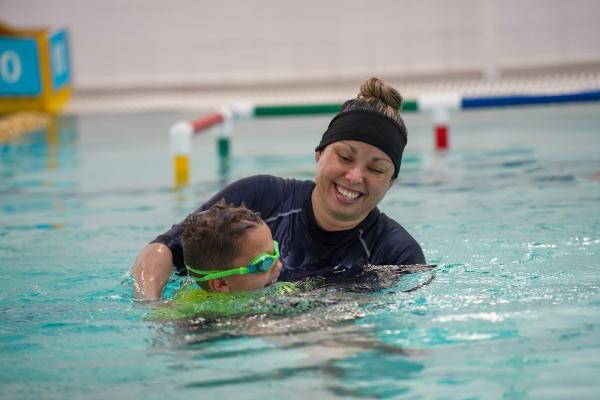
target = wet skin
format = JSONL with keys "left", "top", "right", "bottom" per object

{"left": 208, "top": 223, "right": 282, "bottom": 292}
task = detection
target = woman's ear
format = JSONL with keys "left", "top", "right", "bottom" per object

{"left": 207, "top": 278, "right": 230, "bottom": 293}
{"left": 315, "top": 151, "right": 321, "bottom": 162}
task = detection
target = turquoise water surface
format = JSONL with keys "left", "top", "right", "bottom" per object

{"left": 1, "top": 104, "right": 599, "bottom": 399}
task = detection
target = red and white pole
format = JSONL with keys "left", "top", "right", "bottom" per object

{"left": 433, "top": 107, "right": 449, "bottom": 150}
{"left": 418, "top": 94, "right": 460, "bottom": 151}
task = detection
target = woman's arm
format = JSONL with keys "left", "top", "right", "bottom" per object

{"left": 132, "top": 242, "right": 174, "bottom": 300}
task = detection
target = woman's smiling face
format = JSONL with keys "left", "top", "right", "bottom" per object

{"left": 311, "top": 140, "right": 395, "bottom": 231}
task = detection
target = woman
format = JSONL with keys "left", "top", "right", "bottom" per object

{"left": 133, "top": 77, "right": 425, "bottom": 300}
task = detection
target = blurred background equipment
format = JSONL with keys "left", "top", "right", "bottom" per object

{"left": 1, "top": 0, "right": 599, "bottom": 113}
{"left": 0, "top": 21, "right": 71, "bottom": 114}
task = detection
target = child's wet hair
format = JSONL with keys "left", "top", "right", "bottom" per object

{"left": 182, "top": 199, "right": 263, "bottom": 276}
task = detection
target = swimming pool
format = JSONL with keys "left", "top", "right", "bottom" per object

{"left": 1, "top": 104, "right": 599, "bottom": 398}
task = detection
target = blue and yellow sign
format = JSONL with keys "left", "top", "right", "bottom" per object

{"left": 0, "top": 22, "right": 71, "bottom": 114}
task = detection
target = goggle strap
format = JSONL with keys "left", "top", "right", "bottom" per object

{"left": 185, "top": 240, "right": 279, "bottom": 282}
{"left": 186, "top": 266, "right": 249, "bottom": 281}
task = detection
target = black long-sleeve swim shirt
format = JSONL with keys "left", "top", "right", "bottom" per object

{"left": 152, "top": 175, "right": 425, "bottom": 281}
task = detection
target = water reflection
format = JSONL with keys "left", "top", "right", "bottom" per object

{"left": 0, "top": 115, "right": 80, "bottom": 221}
{"left": 0, "top": 114, "right": 78, "bottom": 174}
{"left": 150, "top": 265, "right": 435, "bottom": 397}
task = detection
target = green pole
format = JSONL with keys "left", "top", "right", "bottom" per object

{"left": 253, "top": 100, "right": 418, "bottom": 117}
{"left": 254, "top": 103, "right": 341, "bottom": 117}
{"left": 217, "top": 136, "right": 230, "bottom": 179}
{"left": 401, "top": 100, "right": 418, "bottom": 112}
{"left": 217, "top": 136, "right": 230, "bottom": 158}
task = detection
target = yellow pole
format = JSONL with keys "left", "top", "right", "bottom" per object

{"left": 173, "top": 154, "right": 190, "bottom": 187}
{"left": 169, "top": 121, "right": 192, "bottom": 188}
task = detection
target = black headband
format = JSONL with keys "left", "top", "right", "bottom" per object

{"left": 315, "top": 110, "right": 408, "bottom": 178}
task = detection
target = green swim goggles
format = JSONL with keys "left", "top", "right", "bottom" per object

{"left": 186, "top": 240, "right": 280, "bottom": 282}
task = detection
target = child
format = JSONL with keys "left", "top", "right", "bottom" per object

{"left": 150, "top": 200, "right": 433, "bottom": 323}
{"left": 181, "top": 199, "right": 282, "bottom": 292}
{"left": 147, "top": 200, "right": 293, "bottom": 320}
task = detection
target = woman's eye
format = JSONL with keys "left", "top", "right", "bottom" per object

{"left": 338, "top": 153, "right": 351, "bottom": 162}
{"left": 368, "top": 165, "right": 387, "bottom": 174}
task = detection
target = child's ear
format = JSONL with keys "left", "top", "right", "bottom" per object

{"left": 207, "top": 278, "right": 230, "bottom": 293}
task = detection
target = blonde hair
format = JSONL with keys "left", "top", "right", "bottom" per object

{"left": 340, "top": 77, "right": 403, "bottom": 122}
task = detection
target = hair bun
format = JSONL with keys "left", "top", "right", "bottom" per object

{"left": 358, "top": 77, "right": 403, "bottom": 110}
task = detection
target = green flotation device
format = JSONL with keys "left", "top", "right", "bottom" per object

{"left": 148, "top": 264, "right": 437, "bottom": 322}
{"left": 148, "top": 280, "right": 315, "bottom": 321}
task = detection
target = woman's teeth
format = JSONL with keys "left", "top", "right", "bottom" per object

{"left": 335, "top": 184, "right": 361, "bottom": 200}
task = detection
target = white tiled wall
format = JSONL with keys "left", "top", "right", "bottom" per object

{"left": 1, "top": 0, "right": 599, "bottom": 90}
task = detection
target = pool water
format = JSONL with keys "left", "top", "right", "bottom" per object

{"left": 1, "top": 104, "right": 599, "bottom": 399}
